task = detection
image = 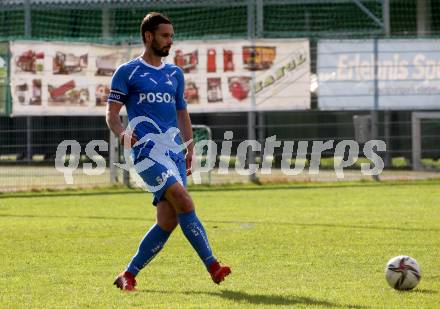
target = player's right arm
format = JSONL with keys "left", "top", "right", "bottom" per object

{"left": 106, "top": 103, "right": 135, "bottom": 147}
{"left": 106, "top": 65, "right": 137, "bottom": 147}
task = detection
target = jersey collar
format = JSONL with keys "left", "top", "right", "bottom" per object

{"left": 138, "top": 57, "right": 165, "bottom": 70}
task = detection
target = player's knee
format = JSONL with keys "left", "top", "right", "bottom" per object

{"left": 171, "top": 191, "right": 194, "bottom": 213}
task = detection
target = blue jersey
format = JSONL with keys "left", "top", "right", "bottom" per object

{"left": 108, "top": 57, "right": 187, "bottom": 159}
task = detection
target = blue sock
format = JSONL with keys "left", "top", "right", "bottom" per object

{"left": 126, "top": 224, "right": 171, "bottom": 276}
{"left": 178, "top": 210, "right": 217, "bottom": 269}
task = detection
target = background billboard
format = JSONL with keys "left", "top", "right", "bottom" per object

{"left": 10, "top": 41, "right": 125, "bottom": 116}
{"left": 318, "top": 39, "right": 440, "bottom": 110}
{"left": 10, "top": 39, "right": 310, "bottom": 116}
{"left": 166, "top": 39, "right": 311, "bottom": 113}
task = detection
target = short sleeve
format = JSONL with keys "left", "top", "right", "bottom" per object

{"left": 108, "top": 65, "right": 129, "bottom": 105}
{"left": 175, "top": 68, "right": 187, "bottom": 110}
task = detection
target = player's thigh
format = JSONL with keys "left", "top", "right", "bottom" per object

{"left": 164, "top": 182, "right": 194, "bottom": 214}
{"left": 156, "top": 200, "right": 178, "bottom": 232}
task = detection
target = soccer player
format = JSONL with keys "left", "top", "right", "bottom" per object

{"left": 106, "top": 12, "right": 231, "bottom": 291}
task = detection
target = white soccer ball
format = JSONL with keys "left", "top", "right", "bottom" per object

{"left": 385, "top": 256, "right": 421, "bottom": 290}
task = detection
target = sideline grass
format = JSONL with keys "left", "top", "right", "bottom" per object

{"left": 1, "top": 181, "right": 439, "bottom": 308}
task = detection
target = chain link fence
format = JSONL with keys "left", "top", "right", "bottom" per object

{"left": 0, "top": 0, "right": 439, "bottom": 191}
{"left": 1, "top": 111, "right": 439, "bottom": 191}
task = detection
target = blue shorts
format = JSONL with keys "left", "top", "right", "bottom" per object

{"left": 133, "top": 154, "right": 187, "bottom": 206}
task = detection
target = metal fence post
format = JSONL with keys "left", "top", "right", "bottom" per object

{"left": 371, "top": 37, "right": 380, "bottom": 181}
{"left": 247, "top": 0, "right": 259, "bottom": 183}
{"left": 384, "top": 110, "right": 391, "bottom": 168}
{"left": 411, "top": 113, "right": 421, "bottom": 171}
{"left": 382, "top": 0, "right": 390, "bottom": 36}
{"left": 257, "top": 112, "right": 265, "bottom": 163}
{"left": 417, "top": 0, "right": 432, "bottom": 36}
{"left": 24, "top": 0, "right": 33, "bottom": 164}
{"left": 25, "top": 117, "right": 32, "bottom": 163}
{"left": 256, "top": 1, "right": 265, "bottom": 167}
{"left": 102, "top": 8, "right": 111, "bottom": 40}
{"left": 256, "top": 0, "right": 264, "bottom": 38}
{"left": 24, "top": 0, "right": 32, "bottom": 38}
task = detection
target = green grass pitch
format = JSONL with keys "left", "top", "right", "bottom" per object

{"left": 1, "top": 181, "right": 439, "bottom": 308}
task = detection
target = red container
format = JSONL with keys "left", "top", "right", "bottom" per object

{"left": 223, "top": 50, "right": 234, "bottom": 72}
{"left": 207, "top": 48, "right": 216, "bottom": 73}
{"left": 229, "top": 81, "right": 248, "bottom": 101}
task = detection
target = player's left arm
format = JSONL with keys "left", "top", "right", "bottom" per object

{"left": 175, "top": 68, "right": 194, "bottom": 175}
{"left": 177, "top": 109, "right": 194, "bottom": 175}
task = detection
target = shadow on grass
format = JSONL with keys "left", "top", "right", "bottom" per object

{"left": 0, "top": 213, "right": 439, "bottom": 233}
{"left": 407, "top": 288, "right": 438, "bottom": 294}
{"left": 141, "top": 289, "right": 367, "bottom": 308}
